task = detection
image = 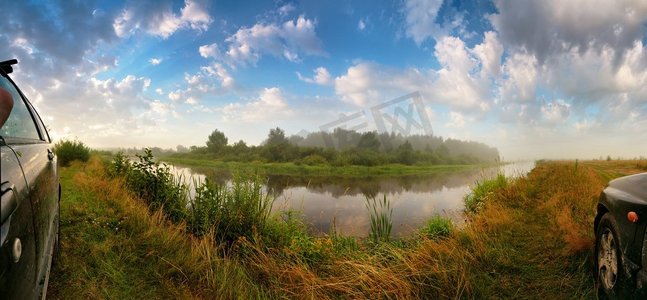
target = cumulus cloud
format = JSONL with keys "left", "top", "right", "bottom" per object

{"left": 499, "top": 52, "right": 538, "bottom": 104}
{"left": 472, "top": 31, "right": 504, "bottom": 78}
{"left": 114, "top": 0, "right": 212, "bottom": 39}
{"left": 540, "top": 100, "right": 570, "bottom": 124}
{"left": 199, "top": 43, "right": 220, "bottom": 59}
{"left": 334, "top": 34, "right": 495, "bottom": 112}
{"left": 402, "top": 0, "right": 444, "bottom": 45}
{"left": 166, "top": 62, "right": 235, "bottom": 104}
{"left": 220, "top": 87, "right": 293, "bottom": 122}
{"left": 201, "top": 63, "right": 235, "bottom": 88}
{"left": 489, "top": 0, "right": 647, "bottom": 64}
{"left": 224, "top": 15, "right": 326, "bottom": 65}
{"left": 0, "top": 1, "right": 117, "bottom": 66}
{"left": 297, "top": 67, "right": 332, "bottom": 85}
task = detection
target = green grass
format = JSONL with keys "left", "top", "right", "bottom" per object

{"left": 161, "top": 156, "right": 486, "bottom": 177}
{"left": 420, "top": 215, "right": 453, "bottom": 240}
{"left": 464, "top": 173, "right": 508, "bottom": 214}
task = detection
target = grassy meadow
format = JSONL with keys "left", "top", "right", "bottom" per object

{"left": 47, "top": 154, "right": 646, "bottom": 299}
{"left": 161, "top": 156, "right": 484, "bottom": 177}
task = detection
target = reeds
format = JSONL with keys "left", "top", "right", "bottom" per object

{"left": 365, "top": 194, "right": 393, "bottom": 243}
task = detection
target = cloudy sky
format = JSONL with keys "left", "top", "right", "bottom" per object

{"left": 1, "top": 0, "right": 646, "bottom": 160}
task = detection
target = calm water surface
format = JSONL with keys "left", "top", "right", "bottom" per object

{"left": 169, "top": 162, "right": 534, "bottom": 237}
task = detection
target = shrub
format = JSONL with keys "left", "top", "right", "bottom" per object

{"left": 54, "top": 139, "right": 91, "bottom": 166}
{"left": 107, "top": 152, "right": 130, "bottom": 177}
{"left": 300, "top": 154, "right": 327, "bottom": 165}
{"left": 109, "top": 148, "right": 188, "bottom": 222}
{"left": 188, "top": 174, "right": 274, "bottom": 245}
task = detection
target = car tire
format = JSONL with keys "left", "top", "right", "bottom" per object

{"left": 596, "top": 213, "right": 626, "bottom": 298}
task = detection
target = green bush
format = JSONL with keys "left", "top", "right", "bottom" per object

{"left": 421, "top": 215, "right": 453, "bottom": 239}
{"left": 188, "top": 174, "right": 274, "bottom": 245}
{"left": 300, "top": 154, "right": 327, "bottom": 165}
{"left": 54, "top": 140, "right": 91, "bottom": 166}
{"left": 109, "top": 149, "right": 188, "bottom": 222}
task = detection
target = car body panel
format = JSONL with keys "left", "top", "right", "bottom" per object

{"left": 596, "top": 172, "right": 647, "bottom": 287}
{"left": 0, "top": 144, "right": 38, "bottom": 298}
{"left": 10, "top": 143, "right": 59, "bottom": 291}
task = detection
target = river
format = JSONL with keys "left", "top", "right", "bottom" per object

{"left": 168, "top": 161, "right": 535, "bottom": 237}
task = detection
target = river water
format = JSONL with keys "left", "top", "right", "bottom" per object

{"left": 168, "top": 162, "right": 535, "bottom": 237}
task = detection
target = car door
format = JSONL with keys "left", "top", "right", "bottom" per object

{"left": 0, "top": 71, "right": 59, "bottom": 298}
{"left": 0, "top": 76, "right": 40, "bottom": 298}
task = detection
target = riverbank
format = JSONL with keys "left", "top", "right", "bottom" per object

{"left": 160, "top": 156, "right": 489, "bottom": 177}
{"left": 48, "top": 158, "right": 645, "bottom": 298}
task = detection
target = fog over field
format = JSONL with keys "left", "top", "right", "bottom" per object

{"left": 1, "top": 0, "right": 646, "bottom": 160}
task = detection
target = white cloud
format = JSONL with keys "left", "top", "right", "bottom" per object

{"left": 168, "top": 90, "right": 182, "bottom": 102}
{"left": 199, "top": 43, "right": 220, "bottom": 58}
{"left": 432, "top": 36, "right": 491, "bottom": 111}
{"left": 155, "top": 88, "right": 163, "bottom": 95}
{"left": 358, "top": 19, "right": 366, "bottom": 31}
{"left": 180, "top": 0, "right": 212, "bottom": 31}
{"left": 540, "top": 100, "right": 570, "bottom": 124}
{"left": 113, "top": 0, "right": 212, "bottom": 39}
{"left": 472, "top": 31, "right": 503, "bottom": 78}
{"left": 500, "top": 52, "right": 538, "bottom": 104}
{"left": 224, "top": 15, "right": 325, "bottom": 65}
{"left": 446, "top": 112, "right": 467, "bottom": 128}
{"left": 149, "top": 57, "right": 162, "bottom": 65}
{"left": 403, "top": 0, "right": 444, "bottom": 45}
{"left": 278, "top": 4, "right": 296, "bottom": 16}
{"left": 220, "top": 87, "right": 292, "bottom": 122}
{"left": 297, "top": 67, "right": 332, "bottom": 85}
{"left": 201, "top": 63, "right": 235, "bottom": 88}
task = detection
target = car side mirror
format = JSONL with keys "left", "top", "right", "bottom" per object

{"left": 0, "top": 87, "right": 14, "bottom": 129}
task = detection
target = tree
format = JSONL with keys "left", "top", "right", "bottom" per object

{"left": 357, "top": 131, "right": 381, "bottom": 151}
{"left": 206, "top": 129, "right": 228, "bottom": 153}
{"left": 266, "top": 127, "right": 288, "bottom": 146}
{"left": 396, "top": 140, "right": 415, "bottom": 165}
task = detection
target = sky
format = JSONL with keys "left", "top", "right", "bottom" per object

{"left": 1, "top": 0, "right": 646, "bottom": 160}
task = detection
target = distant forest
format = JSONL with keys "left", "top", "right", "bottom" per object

{"left": 148, "top": 127, "right": 500, "bottom": 166}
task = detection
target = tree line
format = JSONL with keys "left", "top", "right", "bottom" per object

{"left": 181, "top": 127, "right": 500, "bottom": 166}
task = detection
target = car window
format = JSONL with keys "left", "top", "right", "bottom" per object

{"left": 0, "top": 75, "right": 40, "bottom": 140}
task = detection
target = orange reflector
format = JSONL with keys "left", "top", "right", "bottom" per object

{"left": 628, "top": 211, "right": 639, "bottom": 223}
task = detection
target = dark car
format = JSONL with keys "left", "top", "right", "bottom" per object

{"left": 595, "top": 172, "right": 647, "bottom": 297}
{"left": 0, "top": 59, "right": 60, "bottom": 299}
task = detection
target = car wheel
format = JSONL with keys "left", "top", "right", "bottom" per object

{"left": 596, "top": 213, "right": 625, "bottom": 297}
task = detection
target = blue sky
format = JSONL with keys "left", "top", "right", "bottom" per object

{"left": 1, "top": 0, "right": 647, "bottom": 160}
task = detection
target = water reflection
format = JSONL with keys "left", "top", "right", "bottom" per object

{"left": 168, "top": 162, "right": 534, "bottom": 237}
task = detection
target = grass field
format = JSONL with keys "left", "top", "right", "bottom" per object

{"left": 47, "top": 158, "right": 646, "bottom": 299}
{"left": 160, "top": 156, "right": 487, "bottom": 177}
